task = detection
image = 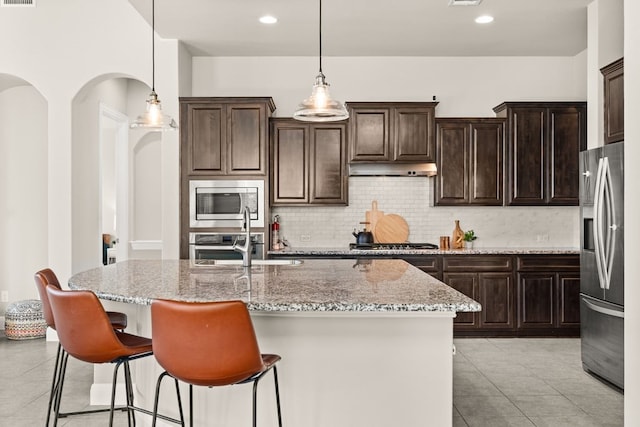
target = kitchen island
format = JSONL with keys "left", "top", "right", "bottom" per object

{"left": 69, "top": 259, "right": 480, "bottom": 427}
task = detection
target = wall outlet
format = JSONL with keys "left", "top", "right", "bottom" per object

{"left": 300, "top": 234, "right": 311, "bottom": 242}
{"left": 0, "top": 291, "right": 8, "bottom": 302}
{"left": 536, "top": 234, "right": 549, "bottom": 242}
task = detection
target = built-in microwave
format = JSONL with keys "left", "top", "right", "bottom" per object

{"left": 189, "top": 180, "right": 265, "bottom": 228}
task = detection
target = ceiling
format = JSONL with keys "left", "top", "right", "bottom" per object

{"left": 128, "top": 0, "right": 593, "bottom": 57}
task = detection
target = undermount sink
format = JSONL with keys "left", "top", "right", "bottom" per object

{"left": 193, "top": 259, "right": 304, "bottom": 267}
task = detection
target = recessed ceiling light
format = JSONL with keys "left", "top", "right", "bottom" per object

{"left": 259, "top": 15, "right": 278, "bottom": 24}
{"left": 475, "top": 15, "right": 494, "bottom": 24}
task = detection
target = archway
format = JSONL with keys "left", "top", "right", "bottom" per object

{"left": 0, "top": 74, "right": 48, "bottom": 306}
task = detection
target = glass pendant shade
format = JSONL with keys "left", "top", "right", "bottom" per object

{"left": 293, "top": 0, "right": 348, "bottom": 122}
{"left": 130, "top": 0, "right": 177, "bottom": 131}
{"left": 293, "top": 72, "right": 348, "bottom": 122}
{"left": 130, "top": 90, "right": 177, "bottom": 130}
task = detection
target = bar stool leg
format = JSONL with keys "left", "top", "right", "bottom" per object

{"left": 52, "top": 352, "right": 70, "bottom": 427}
{"left": 46, "top": 343, "right": 64, "bottom": 427}
{"left": 273, "top": 366, "right": 283, "bottom": 427}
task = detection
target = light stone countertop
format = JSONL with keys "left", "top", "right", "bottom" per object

{"left": 68, "top": 259, "right": 480, "bottom": 313}
{"left": 269, "top": 247, "right": 580, "bottom": 257}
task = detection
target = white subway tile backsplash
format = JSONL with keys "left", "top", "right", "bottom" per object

{"left": 271, "top": 177, "right": 579, "bottom": 249}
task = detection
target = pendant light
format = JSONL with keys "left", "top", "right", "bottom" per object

{"left": 130, "top": 0, "right": 177, "bottom": 131}
{"left": 293, "top": 0, "right": 348, "bottom": 122}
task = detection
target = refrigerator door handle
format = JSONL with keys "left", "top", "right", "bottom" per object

{"left": 601, "top": 157, "right": 617, "bottom": 290}
{"left": 593, "top": 157, "right": 606, "bottom": 290}
{"left": 583, "top": 297, "right": 624, "bottom": 319}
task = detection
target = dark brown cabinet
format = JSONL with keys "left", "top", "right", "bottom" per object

{"left": 516, "top": 255, "right": 580, "bottom": 335}
{"left": 270, "top": 119, "right": 348, "bottom": 206}
{"left": 180, "top": 97, "right": 275, "bottom": 176}
{"left": 493, "top": 102, "right": 586, "bottom": 206}
{"left": 435, "top": 118, "right": 504, "bottom": 206}
{"left": 442, "top": 256, "right": 514, "bottom": 333}
{"left": 347, "top": 102, "right": 437, "bottom": 163}
{"left": 602, "top": 58, "right": 624, "bottom": 144}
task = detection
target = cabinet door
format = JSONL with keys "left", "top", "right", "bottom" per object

{"left": 557, "top": 272, "right": 581, "bottom": 327}
{"left": 602, "top": 58, "right": 624, "bottom": 144}
{"left": 518, "top": 273, "right": 555, "bottom": 329}
{"left": 479, "top": 273, "right": 514, "bottom": 329}
{"left": 393, "top": 107, "right": 435, "bottom": 162}
{"left": 470, "top": 121, "right": 504, "bottom": 205}
{"left": 348, "top": 107, "right": 391, "bottom": 162}
{"left": 271, "top": 122, "right": 309, "bottom": 204}
{"left": 443, "top": 273, "right": 478, "bottom": 327}
{"left": 310, "top": 124, "right": 348, "bottom": 205}
{"left": 548, "top": 106, "right": 585, "bottom": 205}
{"left": 435, "top": 121, "right": 468, "bottom": 205}
{"left": 183, "top": 103, "right": 225, "bottom": 175}
{"left": 507, "top": 107, "right": 546, "bottom": 205}
{"left": 227, "top": 103, "right": 268, "bottom": 175}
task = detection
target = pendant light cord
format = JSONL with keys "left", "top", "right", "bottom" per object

{"left": 318, "top": 0, "right": 322, "bottom": 74}
{"left": 151, "top": 0, "right": 156, "bottom": 92}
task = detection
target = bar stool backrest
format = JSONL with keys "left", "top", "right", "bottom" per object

{"left": 46, "top": 286, "right": 130, "bottom": 363}
{"left": 151, "top": 299, "right": 266, "bottom": 387}
{"left": 34, "top": 268, "right": 61, "bottom": 329}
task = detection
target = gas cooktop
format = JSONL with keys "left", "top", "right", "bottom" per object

{"left": 349, "top": 242, "right": 438, "bottom": 250}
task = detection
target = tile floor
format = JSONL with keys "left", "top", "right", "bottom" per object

{"left": 453, "top": 338, "right": 624, "bottom": 427}
{"left": 0, "top": 333, "right": 624, "bottom": 426}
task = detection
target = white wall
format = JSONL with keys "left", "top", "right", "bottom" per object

{"left": 587, "top": 0, "right": 624, "bottom": 149}
{"left": 624, "top": 0, "right": 638, "bottom": 423}
{"left": 0, "top": 85, "right": 48, "bottom": 308}
{"left": 194, "top": 55, "right": 586, "bottom": 248}
{"left": 0, "top": 0, "right": 181, "bottom": 284}
{"left": 194, "top": 55, "right": 587, "bottom": 117}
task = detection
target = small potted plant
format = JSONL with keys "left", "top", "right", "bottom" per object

{"left": 463, "top": 230, "right": 477, "bottom": 249}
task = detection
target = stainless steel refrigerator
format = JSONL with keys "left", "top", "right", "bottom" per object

{"left": 579, "top": 141, "right": 624, "bottom": 389}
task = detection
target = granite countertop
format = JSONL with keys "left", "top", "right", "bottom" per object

{"left": 68, "top": 259, "right": 480, "bottom": 314}
{"left": 269, "top": 247, "right": 580, "bottom": 257}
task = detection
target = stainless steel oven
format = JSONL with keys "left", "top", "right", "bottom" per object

{"left": 189, "top": 232, "right": 265, "bottom": 265}
{"left": 189, "top": 180, "right": 265, "bottom": 228}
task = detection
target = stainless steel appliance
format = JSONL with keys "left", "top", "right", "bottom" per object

{"left": 580, "top": 141, "right": 624, "bottom": 389}
{"left": 349, "top": 242, "right": 439, "bottom": 250}
{"left": 189, "top": 232, "right": 265, "bottom": 266}
{"left": 189, "top": 180, "right": 265, "bottom": 228}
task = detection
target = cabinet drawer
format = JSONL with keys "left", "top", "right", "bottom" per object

{"left": 404, "top": 256, "right": 440, "bottom": 273}
{"left": 443, "top": 256, "right": 512, "bottom": 272}
{"left": 517, "top": 255, "right": 579, "bottom": 271}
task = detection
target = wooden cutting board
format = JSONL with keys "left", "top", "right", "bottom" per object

{"left": 373, "top": 214, "right": 410, "bottom": 243}
{"left": 366, "top": 201, "right": 385, "bottom": 239}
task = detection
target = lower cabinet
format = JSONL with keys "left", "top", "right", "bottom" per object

{"left": 407, "top": 253, "right": 580, "bottom": 337}
{"left": 441, "top": 256, "right": 514, "bottom": 334}
{"left": 516, "top": 255, "right": 581, "bottom": 336}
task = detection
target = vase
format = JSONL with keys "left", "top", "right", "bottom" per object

{"left": 465, "top": 240, "right": 474, "bottom": 249}
{"left": 452, "top": 220, "right": 465, "bottom": 249}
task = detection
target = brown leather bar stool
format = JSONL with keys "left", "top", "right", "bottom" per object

{"left": 150, "top": 299, "right": 283, "bottom": 427}
{"left": 45, "top": 285, "right": 154, "bottom": 427}
{"left": 34, "top": 268, "right": 129, "bottom": 427}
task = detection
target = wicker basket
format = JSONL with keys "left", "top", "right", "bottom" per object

{"left": 4, "top": 299, "right": 47, "bottom": 340}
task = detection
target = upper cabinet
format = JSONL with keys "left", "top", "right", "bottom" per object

{"left": 347, "top": 102, "right": 438, "bottom": 163}
{"left": 494, "top": 102, "right": 586, "bottom": 206}
{"left": 601, "top": 58, "right": 624, "bottom": 145}
{"left": 435, "top": 118, "right": 504, "bottom": 206}
{"left": 270, "top": 119, "right": 348, "bottom": 206}
{"left": 180, "top": 97, "right": 276, "bottom": 176}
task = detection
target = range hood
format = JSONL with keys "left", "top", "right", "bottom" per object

{"left": 349, "top": 163, "right": 437, "bottom": 177}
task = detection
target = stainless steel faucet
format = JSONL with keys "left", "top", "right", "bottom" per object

{"left": 233, "top": 206, "right": 252, "bottom": 267}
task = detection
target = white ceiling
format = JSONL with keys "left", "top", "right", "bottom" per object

{"left": 128, "top": 0, "right": 593, "bottom": 57}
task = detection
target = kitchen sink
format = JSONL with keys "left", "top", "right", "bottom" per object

{"left": 193, "top": 259, "right": 304, "bottom": 267}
